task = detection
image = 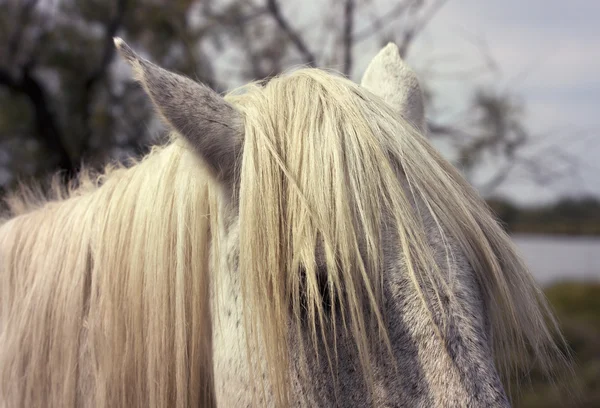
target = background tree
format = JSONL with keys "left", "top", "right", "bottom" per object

{"left": 0, "top": 0, "right": 572, "bottom": 198}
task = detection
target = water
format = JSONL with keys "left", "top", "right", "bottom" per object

{"left": 512, "top": 234, "right": 600, "bottom": 285}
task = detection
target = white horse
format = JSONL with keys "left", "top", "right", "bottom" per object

{"left": 0, "top": 38, "right": 569, "bottom": 407}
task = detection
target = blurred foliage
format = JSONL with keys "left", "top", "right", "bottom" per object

{"left": 457, "top": 89, "right": 526, "bottom": 179}
{"left": 513, "top": 281, "right": 600, "bottom": 407}
{"left": 0, "top": 0, "right": 557, "bottom": 203}
{"left": 0, "top": 0, "right": 243, "bottom": 193}
{"left": 488, "top": 196, "right": 600, "bottom": 236}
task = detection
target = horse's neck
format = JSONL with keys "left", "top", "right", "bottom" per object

{"left": 289, "top": 209, "right": 509, "bottom": 407}
{"left": 209, "top": 200, "right": 510, "bottom": 407}
{"left": 381, "top": 193, "right": 510, "bottom": 406}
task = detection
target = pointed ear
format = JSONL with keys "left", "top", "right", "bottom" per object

{"left": 361, "top": 43, "right": 426, "bottom": 132}
{"left": 113, "top": 37, "right": 243, "bottom": 184}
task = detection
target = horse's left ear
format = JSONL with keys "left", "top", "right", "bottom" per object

{"left": 114, "top": 37, "right": 244, "bottom": 185}
{"left": 360, "top": 43, "right": 426, "bottom": 132}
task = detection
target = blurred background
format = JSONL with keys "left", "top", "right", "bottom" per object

{"left": 0, "top": 0, "right": 598, "bottom": 405}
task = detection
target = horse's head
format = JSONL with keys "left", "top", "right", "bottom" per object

{"left": 113, "top": 38, "right": 567, "bottom": 407}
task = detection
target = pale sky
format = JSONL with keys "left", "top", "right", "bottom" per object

{"left": 392, "top": 0, "right": 599, "bottom": 204}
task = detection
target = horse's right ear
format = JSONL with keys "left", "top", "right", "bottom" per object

{"left": 114, "top": 37, "right": 244, "bottom": 185}
{"left": 361, "top": 43, "right": 426, "bottom": 133}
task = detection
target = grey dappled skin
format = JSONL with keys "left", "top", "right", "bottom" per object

{"left": 115, "top": 38, "right": 510, "bottom": 407}
{"left": 214, "top": 201, "right": 509, "bottom": 407}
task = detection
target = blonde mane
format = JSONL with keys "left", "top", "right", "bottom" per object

{"left": 232, "top": 70, "right": 569, "bottom": 405}
{"left": 0, "top": 68, "right": 568, "bottom": 407}
{"left": 0, "top": 142, "right": 220, "bottom": 407}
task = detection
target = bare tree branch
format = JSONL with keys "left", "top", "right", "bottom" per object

{"left": 80, "top": 0, "right": 128, "bottom": 156}
{"left": 0, "top": 68, "right": 19, "bottom": 89}
{"left": 398, "top": 0, "right": 449, "bottom": 57}
{"left": 5, "top": 0, "right": 39, "bottom": 62}
{"left": 478, "top": 162, "right": 517, "bottom": 194}
{"left": 265, "top": 0, "right": 316, "bottom": 65}
{"left": 342, "top": 0, "right": 355, "bottom": 75}
{"left": 0, "top": 0, "right": 75, "bottom": 176}
{"left": 427, "top": 121, "right": 473, "bottom": 140}
{"left": 352, "top": 0, "right": 448, "bottom": 58}
{"left": 354, "top": 1, "right": 412, "bottom": 43}
{"left": 461, "top": 33, "right": 501, "bottom": 76}
{"left": 84, "top": 0, "right": 128, "bottom": 92}
{"left": 238, "top": 22, "right": 264, "bottom": 79}
{"left": 0, "top": 66, "right": 75, "bottom": 174}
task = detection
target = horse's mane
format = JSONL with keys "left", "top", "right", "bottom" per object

{"left": 0, "top": 68, "right": 568, "bottom": 407}
{"left": 231, "top": 70, "right": 569, "bottom": 405}
{"left": 0, "top": 142, "right": 220, "bottom": 407}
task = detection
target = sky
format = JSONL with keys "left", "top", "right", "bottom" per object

{"left": 393, "top": 0, "right": 600, "bottom": 204}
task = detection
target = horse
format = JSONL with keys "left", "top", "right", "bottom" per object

{"left": 0, "top": 38, "right": 570, "bottom": 407}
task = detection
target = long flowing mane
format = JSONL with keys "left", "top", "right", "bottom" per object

{"left": 231, "top": 70, "right": 569, "bottom": 405}
{"left": 0, "top": 68, "right": 568, "bottom": 407}
{"left": 0, "top": 143, "right": 220, "bottom": 407}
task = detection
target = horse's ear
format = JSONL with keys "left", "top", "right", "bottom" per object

{"left": 360, "top": 43, "right": 426, "bottom": 132}
{"left": 113, "top": 37, "right": 243, "bottom": 184}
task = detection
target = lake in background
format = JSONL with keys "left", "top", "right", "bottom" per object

{"left": 512, "top": 234, "right": 600, "bottom": 285}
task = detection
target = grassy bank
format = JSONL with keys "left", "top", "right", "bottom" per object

{"left": 513, "top": 281, "right": 600, "bottom": 407}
